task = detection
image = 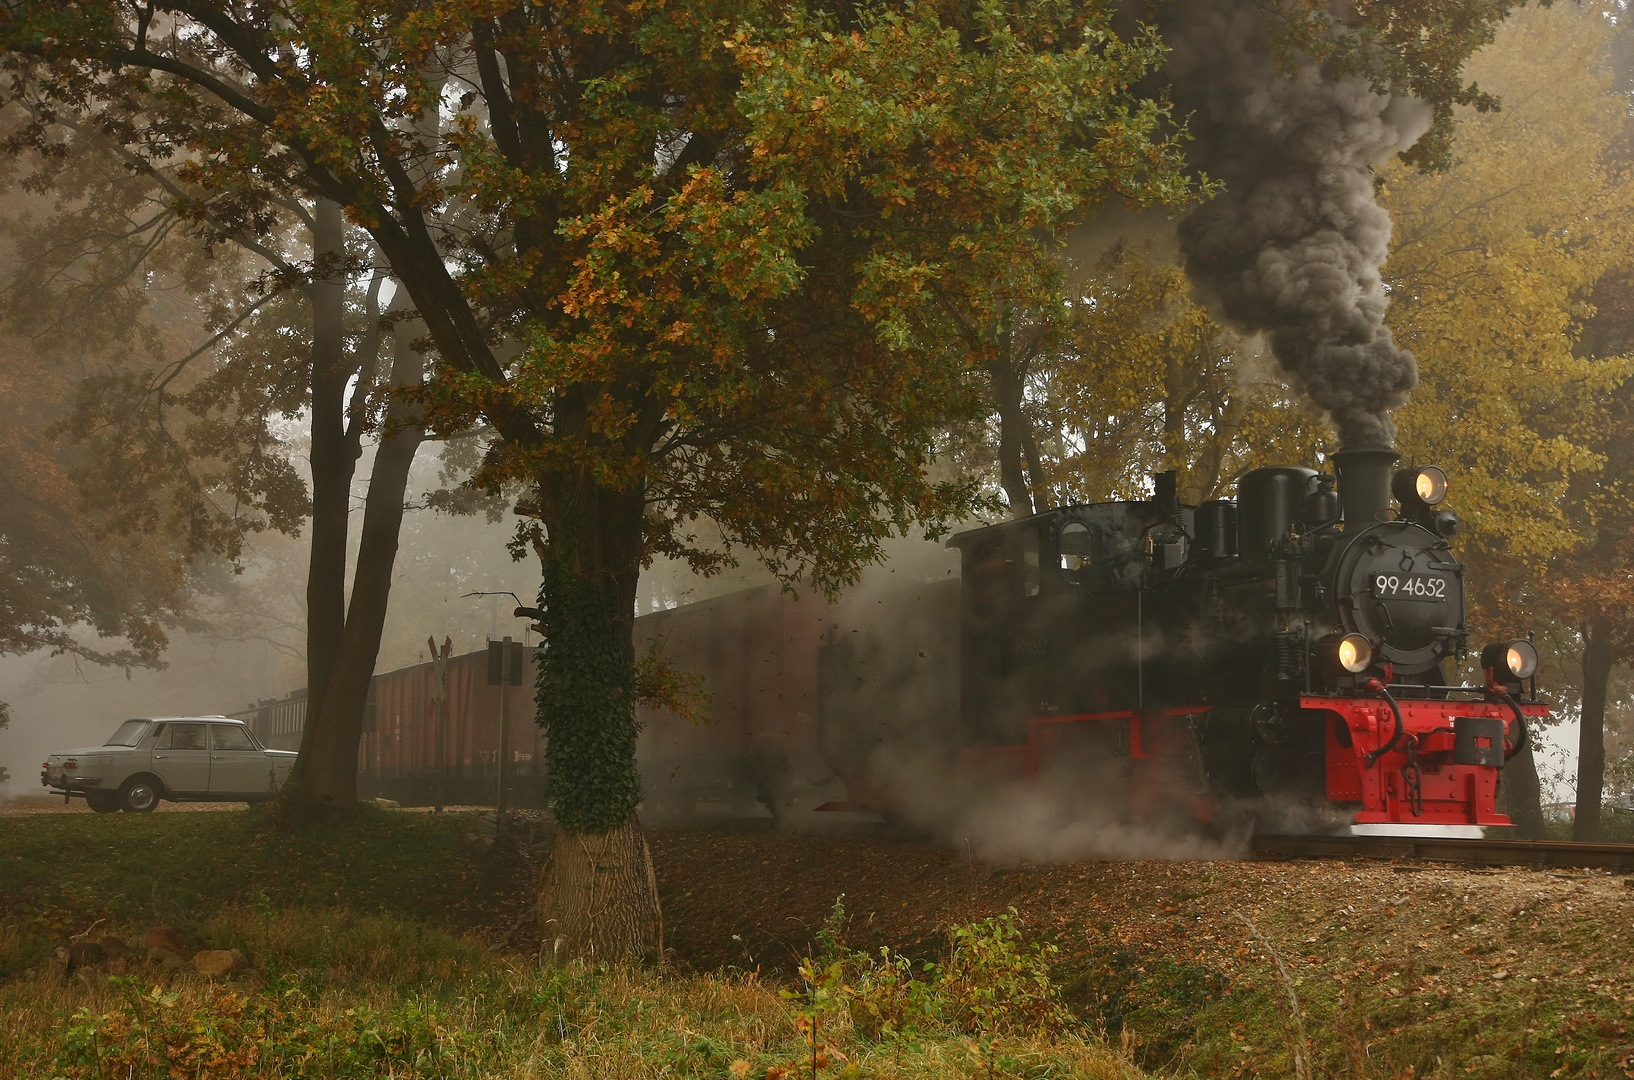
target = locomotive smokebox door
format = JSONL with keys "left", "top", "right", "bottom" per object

{"left": 1453, "top": 716, "right": 1507, "bottom": 767}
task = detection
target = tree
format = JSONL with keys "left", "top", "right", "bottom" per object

{"left": 1023, "top": 245, "right": 1323, "bottom": 508}
{"left": 0, "top": 140, "right": 245, "bottom": 727}
{"left": 0, "top": 326, "right": 192, "bottom": 727}
{"left": 0, "top": 0, "right": 1205, "bottom": 959}
{"left": 1377, "top": 1, "right": 1634, "bottom": 836}
{"left": 0, "top": 112, "right": 447, "bottom": 810}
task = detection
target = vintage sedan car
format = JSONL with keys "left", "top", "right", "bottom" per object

{"left": 41, "top": 717, "right": 297, "bottom": 812}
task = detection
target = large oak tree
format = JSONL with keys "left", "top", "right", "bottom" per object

{"left": 1, "top": 0, "right": 1203, "bottom": 957}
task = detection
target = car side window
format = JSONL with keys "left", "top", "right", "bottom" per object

{"left": 212, "top": 725, "right": 256, "bottom": 751}
{"left": 159, "top": 723, "right": 207, "bottom": 750}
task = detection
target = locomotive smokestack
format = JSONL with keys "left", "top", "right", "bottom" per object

{"left": 1331, "top": 446, "right": 1399, "bottom": 531}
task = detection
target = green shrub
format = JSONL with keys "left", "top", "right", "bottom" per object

{"left": 805, "top": 899, "right": 1072, "bottom": 1044}
{"left": 936, "top": 909, "right": 1073, "bottom": 1038}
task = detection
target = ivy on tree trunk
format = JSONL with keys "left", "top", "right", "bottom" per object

{"left": 533, "top": 485, "right": 663, "bottom": 960}
{"left": 537, "top": 545, "right": 641, "bottom": 835}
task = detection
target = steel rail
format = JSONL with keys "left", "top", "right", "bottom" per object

{"left": 1251, "top": 833, "right": 1634, "bottom": 871}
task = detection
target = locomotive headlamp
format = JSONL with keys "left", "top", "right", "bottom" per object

{"left": 1338, "top": 633, "right": 1374, "bottom": 674}
{"left": 1393, "top": 466, "right": 1449, "bottom": 508}
{"left": 1415, "top": 467, "right": 1448, "bottom": 505}
{"left": 1481, "top": 638, "right": 1539, "bottom": 681}
{"left": 1504, "top": 639, "right": 1539, "bottom": 679}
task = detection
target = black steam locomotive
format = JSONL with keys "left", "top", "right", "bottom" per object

{"left": 908, "top": 446, "right": 1547, "bottom": 829}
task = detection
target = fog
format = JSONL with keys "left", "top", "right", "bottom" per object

{"left": 0, "top": 445, "right": 538, "bottom": 798}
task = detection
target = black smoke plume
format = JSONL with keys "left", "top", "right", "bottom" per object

{"left": 1160, "top": 1, "right": 1430, "bottom": 447}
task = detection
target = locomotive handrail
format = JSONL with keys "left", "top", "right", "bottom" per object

{"left": 1380, "top": 682, "right": 1550, "bottom": 705}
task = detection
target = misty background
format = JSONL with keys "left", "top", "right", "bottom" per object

{"left": 2, "top": 1, "right": 1629, "bottom": 826}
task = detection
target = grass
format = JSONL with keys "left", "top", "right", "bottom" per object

{"left": 1, "top": 810, "right": 1150, "bottom": 1079}
{"left": 3, "top": 904, "right": 1148, "bottom": 1079}
{"left": 0, "top": 806, "right": 501, "bottom": 975}
{"left": 1043, "top": 868, "right": 1634, "bottom": 1079}
{"left": 8, "top": 808, "right": 1634, "bottom": 1079}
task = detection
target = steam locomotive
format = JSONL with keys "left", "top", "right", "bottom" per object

{"left": 853, "top": 445, "right": 1547, "bottom": 830}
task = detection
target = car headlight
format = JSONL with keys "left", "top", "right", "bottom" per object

{"left": 1338, "top": 633, "right": 1374, "bottom": 674}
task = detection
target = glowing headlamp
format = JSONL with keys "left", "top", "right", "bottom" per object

{"left": 1481, "top": 638, "right": 1538, "bottom": 683}
{"left": 1337, "top": 633, "right": 1374, "bottom": 674}
{"left": 1393, "top": 465, "right": 1449, "bottom": 509}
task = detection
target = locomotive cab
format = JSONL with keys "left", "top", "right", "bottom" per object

{"left": 948, "top": 497, "right": 1200, "bottom": 746}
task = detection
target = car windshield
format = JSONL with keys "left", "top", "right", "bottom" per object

{"left": 104, "top": 720, "right": 151, "bottom": 747}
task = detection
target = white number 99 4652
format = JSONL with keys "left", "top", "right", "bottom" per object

{"left": 1375, "top": 574, "right": 1447, "bottom": 600}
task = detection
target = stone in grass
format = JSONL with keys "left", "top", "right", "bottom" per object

{"left": 145, "top": 946, "right": 186, "bottom": 971}
{"left": 99, "top": 935, "right": 132, "bottom": 959}
{"left": 192, "top": 950, "right": 243, "bottom": 979}
{"left": 145, "top": 926, "right": 187, "bottom": 952}
{"left": 56, "top": 941, "right": 105, "bottom": 976}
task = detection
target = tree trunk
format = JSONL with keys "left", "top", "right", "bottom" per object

{"left": 1499, "top": 735, "right": 1547, "bottom": 839}
{"left": 288, "top": 288, "right": 427, "bottom": 807}
{"left": 985, "top": 355, "right": 1035, "bottom": 518}
{"left": 290, "top": 199, "right": 356, "bottom": 791}
{"left": 1574, "top": 616, "right": 1613, "bottom": 841}
{"left": 534, "top": 475, "right": 662, "bottom": 961}
{"left": 538, "top": 822, "right": 664, "bottom": 964}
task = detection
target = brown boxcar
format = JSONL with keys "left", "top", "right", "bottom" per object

{"left": 233, "top": 585, "right": 857, "bottom": 820}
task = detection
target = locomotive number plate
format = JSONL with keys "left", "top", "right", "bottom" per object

{"left": 1374, "top": 574, "right": 1448, "bottom": 600}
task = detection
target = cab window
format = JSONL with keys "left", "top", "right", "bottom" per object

{"left": 1059, "top": 522, "right": 1094, "bottom": 585}
{"left": 212, "top": 725, "right": 257, "bottom": 751}
{"left": 157, "top": 723, "right": 207, "bottom": 750}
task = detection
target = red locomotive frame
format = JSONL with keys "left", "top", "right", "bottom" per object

{"left": 943, "top": 694, "right": 1543, "bottom": 828}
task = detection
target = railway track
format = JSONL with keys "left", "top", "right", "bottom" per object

{"left": 1251, "top": 832, "right": 1634, "bottom": 870}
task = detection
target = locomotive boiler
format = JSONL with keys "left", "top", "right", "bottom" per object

{"left": 928, "top": 445, "right": 1548, "bottom": 829}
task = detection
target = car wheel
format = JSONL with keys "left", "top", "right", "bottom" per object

{"left": 119, "top": 775, "right": 161, "bottom": 813}
{"left": 86, "top": 791, "right": 120, "bottom": 814}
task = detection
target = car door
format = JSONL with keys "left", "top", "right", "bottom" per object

{"left": 209, "top": 723, "right": 273, "bottom": 797}
{"left": 152, "top": 722, "right": 211, "bottom": 795}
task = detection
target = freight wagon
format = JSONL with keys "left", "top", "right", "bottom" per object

{"left": 230, "top": 582, "right": 938, "bottom": 824}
